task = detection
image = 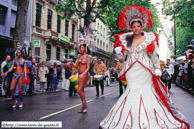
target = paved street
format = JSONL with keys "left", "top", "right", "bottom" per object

{"left": 0, "top": 82, "right": 194, "bottom": 129}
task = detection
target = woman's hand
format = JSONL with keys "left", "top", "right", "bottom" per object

{"left": 115, "top": 47, "right": 122, "bottom": 54}
{"left": 3, "top": 73, "right": 7, "bottom": 77}
{"left": 63, "top": 62, "right": 72, "bottom": 67}
{"left": 155, "top": 69, "right": 162, "bottom": 77}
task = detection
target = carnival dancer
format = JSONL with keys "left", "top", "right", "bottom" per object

{"left": 116, "top": 60, "right": 125, "bottom": 96}
{"left": 99, "top": 5, "right": 189, "bottom": 129}
{"left": 93, "top": 58, "right": 107, "bottom": 96}
{"left": 3, "top": 42, "right": 28, "bottom": 108}
{"left": 65, "top": 44, "right": 90, "bottom": 113}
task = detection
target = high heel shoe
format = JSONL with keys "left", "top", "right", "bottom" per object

{"left": 78, "top": 102, "right": 87, "bottom": 113}
{"left": 19, "top": 102, "right": 23, "bottom": 108}
{"left": 12, "top": 101, "right": 17, "bottom": 108}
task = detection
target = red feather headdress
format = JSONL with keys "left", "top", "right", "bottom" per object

{"left": 119, "top": 5, "right": 153, "bottom": 31}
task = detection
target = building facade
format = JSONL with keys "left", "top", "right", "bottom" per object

{"left": 0, "top": 0, "right": 31, "bottom": 61}
{"left": 89, "top": 19, "right": 114, "bottom": 67}
{"left": 31, "top": 0, "right": 78, "bottom": 62}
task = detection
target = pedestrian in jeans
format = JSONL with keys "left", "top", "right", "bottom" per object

{"left": 165, "top": 59, "right": 174, "bottom": 91}
{"left": 93, "top": 58, "right": 107, "bottom": 96}
{"left": 29, "top": 58, "right": 37, "bottom": 95}
{"left": 50, "top": 62, "right": 57, "bottom": 91}
{"left": 38, "top": 61, "right": 49, "bottom": 92}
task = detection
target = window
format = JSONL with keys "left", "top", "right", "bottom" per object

{"left": 46, "top": 44, "right": 51, "bottom": 61}
{"left": 0, "top": 5, "right": 7, "bottom": 26}
{"left": 65, "top": 20, "right": 69, "bottom": 36}
{"left": 72, "top": 24, "right": 75, "bottom": 40}
{"left": 47, "top": 9, "right": 52, "bottom": 29}
{"left": 36, "top": 3, "right": 42, "bottom": 27}
{"left": 64, "top": 49, "right": 68, "bottom": 59}
{"left": 103, "top": 28, "right": 105, "bottom": 37}
{"left": 10, "top": 27, "right": 15, "bottom": 37}
{"left": 58, "top": 0, "right": 62, "bottom": 4}
{"left": 35, "top": 47, "right": 40, "bottom": 56}
{"left": 101, "top": 26, "right": 102, "bottom": 35}
{"left": 57, "top": 15, "right": 61, "bottom": 33}
{"left": 56, "top": 47, "right": 60, "bottom": 60}
{"left": 97, "top": 23, "right": 99, "bottom": 33}
{"left": 12, "top": 0, "right": 17, "bottom": 6}
{"left": 97, "top": 38, "right": 99, "bottom": 47}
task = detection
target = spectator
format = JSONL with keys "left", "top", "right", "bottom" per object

{"left": 38, "top": 61, "right": 49, "bottom": 92}
{"left": 50, "top": 62, "right": 57, "bottom": 91}
{"left": 28, "top": 58, "right": 37, "bottom": 95}
{"left": 64, "top": 65, "right": 71, "bottom": 91}
{"left": 46, "top": 65, "right": 53, "bottom": 91}
{"left": 165, "top": 59, "right": 174, "bottom": 91}
{"left": 187, "top": 54, "right": 194, "bottom": 90}
{"left": 1, "top": 55, "right": 11, "bottom": 96}
{"left": 178, "top": 59, "right": 185, "bottom": 87}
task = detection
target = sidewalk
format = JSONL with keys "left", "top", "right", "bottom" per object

{"left": 175, "top": 84, "right": 194, "bottom": 96}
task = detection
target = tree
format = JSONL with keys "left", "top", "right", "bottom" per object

{"left": 55, "top": 0, "right": 160, "bottom": 37}
{"left": 13, "top": 0, "right": 29, "bottom": 49}
{"left": 162, "top": 0, "right": 194, "bottom": 56}
{"left": 55, "top": 0, "right": 110, "bottom": 28}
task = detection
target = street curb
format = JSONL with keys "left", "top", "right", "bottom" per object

{"left": 175, "top": 85, "right": 194, "bottom": 96}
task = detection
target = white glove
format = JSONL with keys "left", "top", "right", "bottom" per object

{"left": 115, "top": 47, "right": 122, "bottom": 54}
{"left": 155, "top": 69, "right": 162, "bottom": 76}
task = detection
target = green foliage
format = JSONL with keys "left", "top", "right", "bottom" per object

{"left": 99, "top": 0, "right": 160, "bottom": 37}
{"left": 162, "top": 0, "right": 194, "bottom": 56}
{"left": 55, "top": 0, "right": 160, "bottom": 38}
{"left": 107, "top": 51, "right": 111, "bottom": 56}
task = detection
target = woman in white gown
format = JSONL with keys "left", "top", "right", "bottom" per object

{"left": 99, "top": 5, "right": 189, "bottom": 129}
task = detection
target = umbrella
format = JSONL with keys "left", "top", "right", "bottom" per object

{"left": 32, "top": 55, "right": 41, "bottom": 59}
{"left": 191, "top": 39, "right": 194, "bottom": 43}
{"left": 184, "top": 49, "right": 193, "bottom": 54}
{"left": 45, "top": 60, "right": 62, "bottom": 67}
{"left": 187, "top": 44, "right": 194, "bottom": 50}
{"left": 171, "top": 62, "right": 179, "bottom": 66}
{"left": 176, "top": 56, "right": 186, "bottom": 60}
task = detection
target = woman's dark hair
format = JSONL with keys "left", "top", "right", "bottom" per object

{"left": 130, "top": 21, "right": 142, "bottom": 28}
{"left": 126, "top": 21, "right": 144, "bottom": 48}
{"left": 79, "top": 44, "right": 90, "bottom": 55}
